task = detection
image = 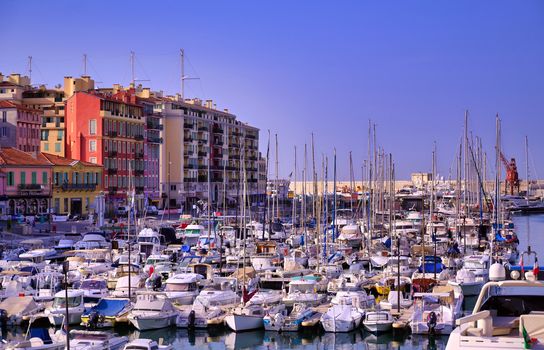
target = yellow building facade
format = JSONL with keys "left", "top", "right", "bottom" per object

{"left": 42, "top": 153, "right": 103, "bottom": 216}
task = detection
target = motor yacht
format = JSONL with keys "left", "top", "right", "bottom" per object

{"left": 127, "top": 293, "right": 178, "bottom": 330}
{"left": 45, "top": 289, "right": 85, "bottom": 326}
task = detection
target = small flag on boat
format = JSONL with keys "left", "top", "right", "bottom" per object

{"left": 533, "top": 257, "right": 539, "bottom": 280}
{"left": 522, "top": 322, "right": 537, "bottom": 349}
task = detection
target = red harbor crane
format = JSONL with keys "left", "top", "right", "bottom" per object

{"left": 499, "top": 151, "right": 520, "bottom": 195}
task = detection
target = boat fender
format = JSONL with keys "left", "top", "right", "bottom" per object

{"left": 427, "top": 311, "right": 437, "bottom": 335}
{"left": 188, "top": 310, "right": 196, "bottom": 329}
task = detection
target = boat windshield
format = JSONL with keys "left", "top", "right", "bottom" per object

{"left": 464, "top": 261, "right": 485, "bottom": 269}
{"left": 165, "top": 282, "right": 197, "bottom": 292}
{"left": 367, "top": 313, "right": 390, "bottom": 321}
{"left": 481, "top": 295, "right": 544, "bottom": 317}
{"left": 138, "top": 237, "right": 159, "bottom": 244}
{"left": 81, "top": 280, "right": 107, "bottom": 289}
{"left": 185, "top": 229, "right": 201, "bottom": 235}
{"left": 53, "top": 296, "right": 81, "bottom": 308}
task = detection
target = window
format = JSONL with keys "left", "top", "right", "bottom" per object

{"left": 20, "top": 172, "right": 26, "bottom": 185}
{"left": 89, "top": 120, "right": 97, "bottom": 135}
{"left": 89, "top": 140, "right": 97, "bottom": 152}
{"left": 55, "top": 143, "right": 61, "bottom": 153}
{"left": 54, "top": 198, "right": 60, "bottom": 213}
{"left": 44, "top": 143, "right": 49, "bottom": 151}
{"left": 57, "top": 130, "right": 63, "bottom": 141}
{"left": 42, "top": 172, "right": 48, "bottom": 185}
{"left": 31, "top": 172, "right": 37, "bottom": 185}
{"left": 89, "top": 157, "right": 97, "bottom": 164}
{"left": 2, "top": 111, "right": 6, "bottom": 122}
{"left": 63, "top": 198, "right": 69, "bottom": 213}
{"left": 7, "top": 172, "right": 14, "bottom": 186}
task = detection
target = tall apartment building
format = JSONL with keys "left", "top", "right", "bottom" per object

{"left": 155, "top": 96, "right": 259, "bottom": 210}
{"left": 65, "top": 90, "right": 146, "bottom": 213}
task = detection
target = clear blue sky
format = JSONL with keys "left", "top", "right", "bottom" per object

{"left": 1, "top": 0, "right": 543, "bottom": 180}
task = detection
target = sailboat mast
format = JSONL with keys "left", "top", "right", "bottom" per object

{"left": 293, "top": 146, "right": 297, "bottom": 234}
{"left": 525, "top": 136, "right": 530, "bottom": 199}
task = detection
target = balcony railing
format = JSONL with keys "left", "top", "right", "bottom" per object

{"left": 184, "top": 122, "right": 194, "bottom": 129}
{"left": 147, "top": 137, "right": 163, "bottom": 144}
{"left": 246, "top": 134, "right": 257, "bottom": 140}
{"left": 108, "top": 150, "right": 118, "bottom": 157}
{"left": 107, "top": 168, "right": 118, "bottom": 175}
{"left": 106, "top": 131, "right": 118, "bottom": 137}
{"left": 213, "top": 127, "right": 224, "bottom": 134}
{"left": 198, "top": 175, "right": 208, "bottom": 182}
{"left": 198, "top": 126, "right": 208, "bottom": 132}
{"left": 135, "top": 151, "right": 144, "bottom": 159}
{"left": 184, "top": 178, "right": 197, "bottom": 183}
{"left": 135, "top": 169, "right": 144, "bottom": 176}
{"left": 198, "top": 151, "right": 207, "bottom": 157}
{"left": 135, "top": 186, "right": 144, "bottom": 193}
{"left": 60, "top": 183, "right": 97, "bottom": 191}
{"left": 184, "top": 136, "right": 193, "bottom": 142}
{"left": 108, "top": 186, "right": 118, "bottom": 194}
{"left": 134, "top": 134, "right": 145, "bottom": 141}
{"left": 18, "top": 184, "right": 43, "bottom": 192}
{"left": 146, "top": 122, "right": 164, "bottom": 130}
{"left": 185, "top": 164, "right": 197, "bottom": 169}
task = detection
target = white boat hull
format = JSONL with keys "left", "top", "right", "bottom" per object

{"left": 363, "top": 321, "right": 393, "bottom": 333}
{"left": 47, "top": 309, "right": 84, "bottom": 326}
{"left": 129, "top": 314, "right": 177, "bottom": 330}
{"left": 224, "top": 314, "right": 263, "bottom": 332}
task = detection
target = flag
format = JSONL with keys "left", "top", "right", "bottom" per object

{"left": 522, "top": 323, "right": 537, "bottom": 349}
{"left": 534, "top": 257, "right": 539, "bottom": 280}
{"left": 520, "top": 255, "right": 525, "bottom": 280}
{"left": 242, "top": 286, "right": 258, "bottom": 304}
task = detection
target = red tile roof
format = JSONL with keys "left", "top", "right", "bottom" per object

{"left": 0, "top": 148, "right": 51, "bottom": 166}
{"left": 41, "top": 153, "right": 102, "bottom": 168}
{"left": 0, "top": 148, "right": 102, "bottom": 168}
{"left": 0, "top": 100, "right": 17, "bottom": 108}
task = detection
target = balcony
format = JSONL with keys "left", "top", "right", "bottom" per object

{"left": 134, "top": 134, "right": 145, "bottom": 141}
{"left": 135, "top": 186, "right": 144, "bottom": 193}
{"left": 135, "top": 151, "right": 144, "bottom": 159}
{"left": 198, "top": 126, "right": 208, "bottom": 132}
{"left": 198, "top": 151, "right": 207, "bottom": 157}
{"left": 60, "top": 183, "right": 97, "bottom": 191}
{"left": 184, "top": 150, "right": 194, "bottom": 156}
{"left": 147, "top": 122, "right": 163, "bottom": 130}
{"left": 106, "top": 131, "right": 118, "bottom": 137}
{"left": 213, "top": 126, "right": 224, "bottom": 134}
{"left": 184, "top": 122, "right": 194, "bottom": 129}
{"left": 135, "top": 169, "right": 144, "bottom": 176}
{"left": 184, "top": 177, "right": 197, "bottom": 183}
{"left": 246, "top": 134, "right": 257, "bottom": 140}
{"left": 184, "top": 136, "right": 193, "bottom": 142}
{"left": 108, "top": 150, "right": 118, "bottom": 157}
{"left": 185, "top": 164, "right": 197, "bottom": 169}
{"left": 107, "top": 168, "right": 118, "bottom": 175}
{"left": 231, "top": 131, "right": 242, "bottom": 137}
{"left": 108, "top": 186, "right": 118, "bottom": 194}
{"left": 147, "top": 136, "right": 163, "bottom": 144}
{"left": 198, "top": 175, "right": 208, "bottom": 182}
{"left": 214, "top": 140, "right": 224, "bottom": 146}
{"left": 17, "top": 184, "right": 43, "bottom": 192}
{"left": 229, "top": 143, "right": 240, "bottom": 149}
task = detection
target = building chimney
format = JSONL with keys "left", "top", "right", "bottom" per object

{"left": 223, "top": 108, "right": 229, "bottom": 113}
{"left": 205, "top": 100, "right": 213, "bottom": 109}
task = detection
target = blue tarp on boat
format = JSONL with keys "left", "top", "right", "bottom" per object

{"left": 82, "top": 298, "right": 130, "bottom": 317}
